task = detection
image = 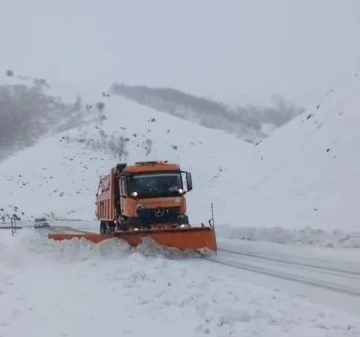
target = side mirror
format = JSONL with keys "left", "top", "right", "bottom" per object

{"left": 186, "top": 172, "right": 193, "bottom": 191}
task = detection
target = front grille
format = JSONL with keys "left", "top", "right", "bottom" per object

{"left": 136, "top": 206, "right": 181, "bottom": 225}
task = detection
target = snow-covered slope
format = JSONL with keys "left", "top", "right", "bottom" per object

{"left": 0, "top": 74, "right": 89, "bottom": 163}
{"left": 1, "top": 72, "right": 360, "bottom": 245}
{"left": 220, "top": 73, "right": 360, "bottom": 232}
{"left": 0, "top": 74, "right": 81, "bottom": 103}
{"left": 0, "top": 78, "right": 251, "bottom": 224}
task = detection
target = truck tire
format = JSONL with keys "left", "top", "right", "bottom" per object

{"left": 100, "top": 221, "right": 107, "bottom": 235}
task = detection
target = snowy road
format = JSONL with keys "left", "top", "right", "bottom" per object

{"left": 47, "top": 226, "right": 360, "bottom": 299}
{"left": 1, "top": 227, "right": 360, "bottom": 337}
{"left": 46, "top": 225, "right": 360, "bottom": 313}
{"left": 207, "top": 248, "right": 360, "bottom": 297}
{"left": 203, "top": 240, "right": 360, "bottom": 316}
{"left": 204, "top": 249, "right": 360, "bottom": 316}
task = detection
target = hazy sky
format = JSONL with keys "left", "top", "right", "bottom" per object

{"left": 1, "top": 0, "right": 359, "bottom": 106}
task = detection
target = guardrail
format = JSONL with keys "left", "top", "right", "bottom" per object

{"left": 0, "top": 218, "right": 22, "bottom": 235}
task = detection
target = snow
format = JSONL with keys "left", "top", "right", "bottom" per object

{"left": 1, "top": 72, "right": 360, "bottom": 246}
{"left": 0, "top": 74, "right": 80, "bottom": 103}
{"left": 1, "top": 72, "right": 360, "bottom": 335}
{"left": 215, "top": 73, "right": 360, "bottom": 232}
{"left": 217, "top": 225, "right": 360, "bottom": 248}
{"left": 0, "top": 74, "right": 252, "bottom": 225}
{"left": 216, "top": 238, "right": 360, "bottom": 276}
{"left": 1, "top": 229, "right": 360, "bottom": 337}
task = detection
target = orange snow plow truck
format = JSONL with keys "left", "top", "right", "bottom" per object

{"left": 48, "top": 161, "right": 217, "bottom": 253}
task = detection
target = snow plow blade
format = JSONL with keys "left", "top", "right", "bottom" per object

{"left": 48, "top": 226, "right": 217, "bottom": 253}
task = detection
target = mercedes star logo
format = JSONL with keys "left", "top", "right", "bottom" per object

{"left": 154, "top": 208, "right": 164, "bottom": 218}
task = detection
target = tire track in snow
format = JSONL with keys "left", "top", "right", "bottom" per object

{"left": 218, "top": 248, "right": 360, "bottom": 277}
{"left": 205, "top": 249, "right": 360, "bottom": 297}
{"left": 42, "top": 226, "right": 360, "bottom": 296}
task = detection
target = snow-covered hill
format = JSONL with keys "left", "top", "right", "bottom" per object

{"left": 0, "top": 73, "right": 86, "bottom": 162}
{"left": 1, "top": 72, "right": 359, "bottom": 247}
{"left": 0, "top": 77, "right": 251, "bottom": 224}
{"left": 219, "top": 72, "right": 360, "bottom": 233}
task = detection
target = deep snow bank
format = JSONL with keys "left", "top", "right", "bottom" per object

{"left": 217, "top": 225, "right": 360, "bottom": 248}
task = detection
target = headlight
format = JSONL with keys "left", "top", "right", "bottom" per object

{"left": 178, "top": 189, "right": 184, "bottom": 194}
{"left": 131, "top": 191, "right": 138, "bottom": 197}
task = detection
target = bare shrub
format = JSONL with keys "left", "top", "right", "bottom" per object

{"left": 144, "top": 138, "right": 152, "bottom": 156}
{"left": 108, "top": 135, "right": 128, "bottom": 160}
{"left": 96, "top": 101, "right": 105, "bottom": 113}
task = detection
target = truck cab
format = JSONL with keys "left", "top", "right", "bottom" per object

{"left": 96, "top": 161, "right": 193, "bottom": 233}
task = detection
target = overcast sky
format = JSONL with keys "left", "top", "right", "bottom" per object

{"left": 1, "top": 0, "right": 359, "bottom": 106}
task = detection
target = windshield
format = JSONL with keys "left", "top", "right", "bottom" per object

{"left": 129, "top": 173, "right": 182, "bottom": 198}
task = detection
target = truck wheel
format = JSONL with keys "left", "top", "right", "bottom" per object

{"left": 108, "top": 221, "right": 116, "bottom": 233}
{"left": 100, "top": 221, "right": 106, "bottom": 235}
